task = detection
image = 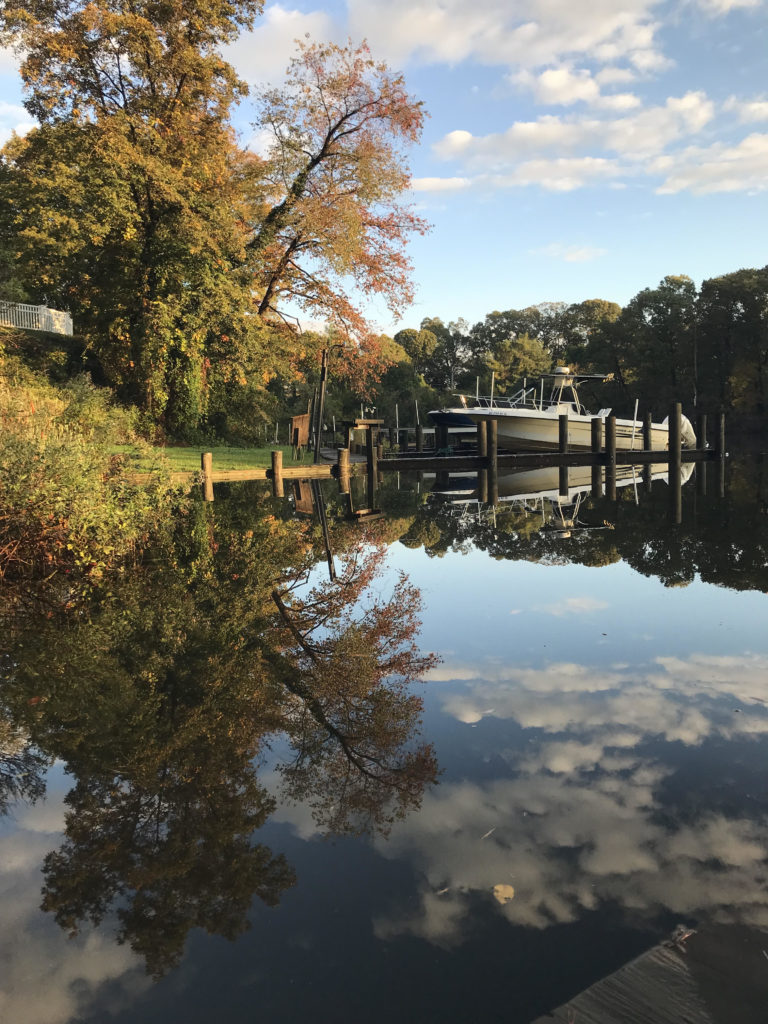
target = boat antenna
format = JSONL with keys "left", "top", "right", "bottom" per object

{"left": 490, "top": 370, "right": 495, "bottom": 407}
{"left": 475, "top": 376, "right": 479, "bottom": 402}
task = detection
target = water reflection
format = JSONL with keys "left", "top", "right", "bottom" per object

{"left": 0, "top": 493, "right": 437, "bottom": 978}
{"left": 374, "top": 649, "right": 768, "bottom": 946}
{"left": 1, "top": 456, "right": 768, "bottom": 1021}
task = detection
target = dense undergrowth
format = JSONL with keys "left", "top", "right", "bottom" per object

{"left": 1, "top": 332, "right": 180, "bottom": 588}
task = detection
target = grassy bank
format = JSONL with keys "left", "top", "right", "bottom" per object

{"left": 112, "top": 445, "right": 300, "bottom": 473}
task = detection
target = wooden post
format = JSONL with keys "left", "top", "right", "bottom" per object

{"left": 643, "top": 412, "right": 652, "bottom": 451}
{"left": 643, "top": 464, "right": 653, "bottom": 494}
{"left": 559, "top": 464, "right": 569, "bottom": 497}
{"left": 487, "top": 419, "right": 498, "bottom": 504}
{"left": 377, "top": 442, "right": 384, "bottom": 484}
{"left": 271, "top": 449, "right": 284, "bottom": 498}
{"left": 668, "top": 402, "right": 682, "bottom": 524}
{"left": 337, "top": 447, "right": 350, "bottom": 494}
{"left": 478, "top": 468, "right": 489, "bottom": 504}
{"left": 201, "top": 451, "right": 214, "bottom": 502}
{"left": 477, "top": 421, "right": 487, "bottom": 458}
{"left": 591, "top": 463, "right": 603, "bottom": 498}
{"left": 696, "top": 460, "right": 707, "bottom": 497}
{"left": 366, "top": 427, "right": 376, "bottom": 481}
{"left": 716, "top": 412, "right": 726, "bottom": 457}
{"left": 590, "top": 418, "right": 603, "bottom": 496}
{"left": 605, "top": 415, "right": 617, "bottom": 500}
{"left": 591, "top": 417, "right": 602, "bottom": 454}
{"left": 696, "top": 413, "right": 707, "bottom": 451}
{"left": 415, "top": 425, "right": 424, "bottom": 452}
{"left": 559, "top": 413, "right": 569, "bottom": 454}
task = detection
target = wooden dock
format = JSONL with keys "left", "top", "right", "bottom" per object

{"left": 531, "top": 925, "right": 768, "bottom": 1024}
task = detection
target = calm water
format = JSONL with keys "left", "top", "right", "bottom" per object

{"left": 2, "top": 455, "right": 768, "bottom": 1023}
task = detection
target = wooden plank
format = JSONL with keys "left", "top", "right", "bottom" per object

{"left": 531, "top": 926, "right": 768, "bottom": 1024}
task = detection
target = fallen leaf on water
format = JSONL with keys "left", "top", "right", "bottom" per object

{"left": 493, "top": 884, "right": 515, "bottom": 905}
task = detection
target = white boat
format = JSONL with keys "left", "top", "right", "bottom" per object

{"left": 437, "top": 367, "right": 696, "bottom": 452}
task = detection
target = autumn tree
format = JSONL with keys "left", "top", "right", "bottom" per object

{"left": 0, "top": 0, "right": 270, "bottom": 434}
{"left": 249, "top": 40, "right": 428, "bottom": 336}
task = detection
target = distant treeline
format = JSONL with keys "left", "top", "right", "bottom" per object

{"left": 379, "top": 268, "right": 768, "bottom": 425}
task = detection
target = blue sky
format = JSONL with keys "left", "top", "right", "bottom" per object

{"left": 1, "top": 0, "right": 767, "bottom": 332}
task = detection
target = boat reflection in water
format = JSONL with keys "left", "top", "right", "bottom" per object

{"left": 427, "top": 462, "right": 695, "bottom": 535}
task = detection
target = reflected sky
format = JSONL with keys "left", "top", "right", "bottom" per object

{"left": 1, "top": 462, "right": 768, "bottom": 1022}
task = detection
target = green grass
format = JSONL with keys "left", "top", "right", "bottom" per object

{"left": 113, "top": 444, "right": 302, "bottom": 473}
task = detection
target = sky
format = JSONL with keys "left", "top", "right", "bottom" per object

{"left": 1, "top": 0, "right": 767, "bottom": 332}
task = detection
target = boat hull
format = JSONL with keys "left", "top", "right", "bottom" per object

{"left": 467, "top": 408, "right": 670, "bottom": 451}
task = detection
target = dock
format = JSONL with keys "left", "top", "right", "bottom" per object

{"left": 531, "top": 925, "right": 768, "bottom": 1024}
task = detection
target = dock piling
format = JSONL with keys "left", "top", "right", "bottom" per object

{"left": 271, "top": 450, "right": 284, "bottom": 498}
{"left": 201, "top": 452, "right": 214, "bottom": 502}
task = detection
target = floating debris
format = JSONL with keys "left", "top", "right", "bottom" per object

{"left": 492, "top": 884, "right": 515, "bottom": 905}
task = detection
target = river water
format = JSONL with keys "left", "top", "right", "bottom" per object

{"left": 2, "top": 455, "right": 768, "bottom": 1023}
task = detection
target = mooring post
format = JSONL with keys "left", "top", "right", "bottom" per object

{"left": 337, "top": 447, "right": 350, "bottom": 494}
{"left": 716, "top": 412, "right": 726, "bottom": 458}
{"left": 590, "top": 417, "right": 603, "bottom": 496}
{"left": 271, "top": 449, "right": 284, "bottom": 498}
{"left": 696, "top": 460, "right": 707, "bottom": 497}
{"left": 559, "top": 413, "right": 569, "bottom": 454}
{"left": 668, "top": 402, "right": 682, "bottom": 524}
{"left": 487, "top": 419, "right": 497, "bottom": 464}
{"left": 643, "top": 412, "right": 653, "bottom": 451}
{"left": 201, "top": 451, "right": 214, "bottom": 502}
{"left": 477, "top": 421, "right": 487, "bottom": 458}
{"left": 696, "top": 413, "right": 708, "bottom": 451}
{"left": 558, "top": 413, "right": 569, "bottom": 495}
{"left": 366, "top": 428, "right": 377, "bottom": 482}
{"left": 478, "top": 468, "right": 489, "bottom": 504}
{"left": 605, "top": 415, "right": 617, "bottom": 499}
{"left": 591, "top": 417, "right": 602, "bottom": 454}
{"left": 487, "top": 420, "right": 498, "bottom": 504}
{"left": 415, "top": 425, "right": 424, "bottom": 453}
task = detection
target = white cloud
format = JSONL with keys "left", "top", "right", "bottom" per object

{"left": 223, "top": 5, "right": 338, "bottom": 86}
{"left": 537, "top": 595, "right": 610, "bottom": 612}
{"left": 653, "top": 132, "right": 768, "bottom": 194}
{"left": 434, "top": 92, "right": 714, "bottom": 171}
{"left": 513, "top": 66, "right": 641, "bottom": 112}
{"left": 0, "top": 46, "right": 20, "bottom": 74}
{"left": 0, "top": 791, "right": 147, "bottom": 1024}
{"left": 724, "top": 96, "right": 768, "bottom": 123}
{"left": 410, "top": 176, "right": 472, "bottom": 192}
{"left": 0, "top": 100, "right": 36, "bottom": 147}
{"left": 346, "top": 0, "right": 669, "bottom": 74}
{"left": 695, "top": 0, "right": 763, "bottom": 12}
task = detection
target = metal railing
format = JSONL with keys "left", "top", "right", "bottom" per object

{"left": 0, "top": 301, "right": 73, "bottom": 336}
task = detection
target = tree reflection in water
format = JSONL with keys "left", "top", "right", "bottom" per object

{"left": 0, "top": 490, "right": 438, "bottom": 977}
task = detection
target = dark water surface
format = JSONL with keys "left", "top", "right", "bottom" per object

{"left": 2, "top": 456, "right": 768, "bottom": 1023}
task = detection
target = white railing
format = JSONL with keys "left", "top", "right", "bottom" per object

{"left": 0, "top": 301, "right": 73, "bottom": 336}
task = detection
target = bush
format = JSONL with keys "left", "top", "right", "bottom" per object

{"left": 0, "top": 347, "right": 177, "bottom": 586}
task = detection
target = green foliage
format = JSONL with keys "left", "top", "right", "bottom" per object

{"left": 0, "top": 345, "right": 176, "bottom": 585}
{"left": 485, "top": 332, "right": 552, "bottom": 393}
